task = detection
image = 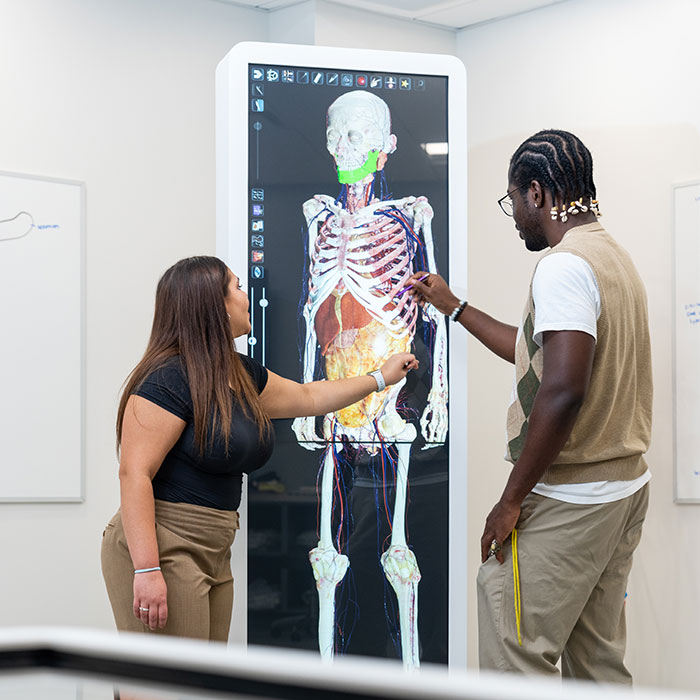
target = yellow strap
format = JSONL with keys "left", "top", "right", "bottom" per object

{"left": 512, "top": 528, "right": 522, "bottom": 646}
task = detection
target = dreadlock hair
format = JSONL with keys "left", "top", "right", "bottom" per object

{"left": 508, "top": 130, "right": 597, "bottom": 208}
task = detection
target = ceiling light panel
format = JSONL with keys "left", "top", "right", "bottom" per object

{"left": 356, "top": 0, "right": 465, "bottom": 12}
{"left": 420, "top": 0, "right": 568, "bottom": 28}
{"left": 323, "top": 0, "right": 467, "bottom": 20}
{"left": 216, "top": 0, "right": 572, "bottom": 29}
{"left": 215, "top": 0, "right": 303, "bottom": 9}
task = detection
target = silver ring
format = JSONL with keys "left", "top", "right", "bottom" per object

{"left": 487, "top": 539, "right": 501, "bottom": 559}
{"left": 139, "top": 607, "right": 149, "bottom": 612}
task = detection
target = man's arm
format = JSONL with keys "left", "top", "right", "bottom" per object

{"left": 407, "top": 272, "right": 517, "bottom": 363}
{"left": 456, "top": 305, "right": 518, "bottom": 364}
{"left": 480, "top": 329, "right": 596, "bottom": 562}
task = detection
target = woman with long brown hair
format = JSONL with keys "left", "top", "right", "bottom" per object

{"left": 101, "top": 256, "right": 418, "bottom": 640}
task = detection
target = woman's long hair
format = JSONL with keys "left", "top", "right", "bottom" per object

{"left": 116, "top": 256, "right": 270, "bottom": 454}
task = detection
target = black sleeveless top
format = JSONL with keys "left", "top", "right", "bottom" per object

{"left": 134, "top": 354, "right": 274, "bottom": 510}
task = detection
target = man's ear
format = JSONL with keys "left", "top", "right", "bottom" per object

{"left": 377, "top": 151, "right": 388, "bottom": 170}
{"left": 530, "top": 180, "right": 544, "bottom": 208}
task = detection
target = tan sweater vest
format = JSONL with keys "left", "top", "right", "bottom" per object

{"left": 505, "top": 222, "right": 653, "bottom": 484}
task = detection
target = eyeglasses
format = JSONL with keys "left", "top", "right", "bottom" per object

{"left": 497, "top": 185, "right": 527, "bottom": 217}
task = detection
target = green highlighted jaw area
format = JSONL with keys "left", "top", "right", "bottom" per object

{"left": 337, "top": 151, "right": 380, "bottom": 185}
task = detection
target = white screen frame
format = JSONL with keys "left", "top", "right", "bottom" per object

{"left": 216, "top": 41, "right": 467, "bottom": 667}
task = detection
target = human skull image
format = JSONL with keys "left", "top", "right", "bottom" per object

{"left": 326, "top": 91, "right": 397, "bottom": 183}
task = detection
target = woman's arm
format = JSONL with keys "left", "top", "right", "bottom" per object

{"left": 119, "top": 395, "right": 185, "bottom": 630}
{"left": 260, "top": 352, "right": 418, "bottom": 420}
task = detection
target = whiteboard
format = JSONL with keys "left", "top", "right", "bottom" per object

{"left": 673, "top": 181, "right": 700, "bottom": 503}
{"left": 0, "top": 171, "right": 84, "bottom": 501}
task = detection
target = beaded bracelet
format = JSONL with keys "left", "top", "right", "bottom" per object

{"left": 134, "top": 566, "right": 161, "bottom": 574}
{"left": 449, "top": 300, "right": 468, "bottom": 322}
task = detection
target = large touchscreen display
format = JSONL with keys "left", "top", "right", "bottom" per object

{"left": 244, "top": 62, "right": 449, "bottom": 667}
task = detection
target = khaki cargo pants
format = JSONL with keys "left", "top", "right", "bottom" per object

{"left": 477, "top": 484, "right": 649, "bottom": 682}
{"left": 101, "top": 499, "right": 239, "bottom": 641}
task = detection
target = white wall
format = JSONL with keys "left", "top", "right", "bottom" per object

{"left": 2, "top": 0, "right": 696, "bottom": 692}
{"left": 313, "top": 0, "right": 456, "bottom": 54}
{"left": 0, "top": 0, "right": 454, "bottom": 645}
{"left": 268, "top": 0, "right": 316, "bottom": 45}
{"left": 266, "top": 0, "right": 457, "bottom": 54}
{"left": 456, "top": 0, "right": 700, "bottom": 691}
{"left": 0, "top": 0, "right": 266, "bottom": 632}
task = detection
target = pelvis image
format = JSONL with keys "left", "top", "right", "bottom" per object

{"left": 292, "top": 91, "right": 449, "bottom": 669}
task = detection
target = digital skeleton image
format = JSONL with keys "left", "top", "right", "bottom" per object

{"left": 292, "top": 91, "right": 448, "bottom": 668}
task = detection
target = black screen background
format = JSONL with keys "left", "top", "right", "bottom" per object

{"left": 245, "top": 64, "right": 450, "bottom": 663}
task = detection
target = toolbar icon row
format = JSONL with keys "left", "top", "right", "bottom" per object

{"left": 251, "top": 67, "right": 424, "bottom": 90}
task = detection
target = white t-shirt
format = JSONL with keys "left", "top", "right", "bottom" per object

{"left": 519, "top": 251, "right": 650, "bottom": 505}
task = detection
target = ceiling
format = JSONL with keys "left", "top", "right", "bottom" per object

{"left": 218, "top": 0, "right": 572, "bottom": 30}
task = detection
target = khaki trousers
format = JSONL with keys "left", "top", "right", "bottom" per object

{"left": 477, "top": 484, "right": 649, "bottom": 682}
{"left": 101, "top": 499, "right": 239, "bottom": 641}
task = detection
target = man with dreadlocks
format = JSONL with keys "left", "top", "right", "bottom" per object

{"left": 407, "top": 129, "right": 652, "bottom": 682}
